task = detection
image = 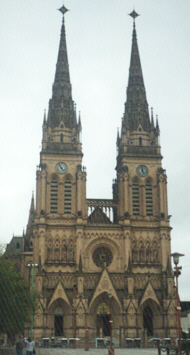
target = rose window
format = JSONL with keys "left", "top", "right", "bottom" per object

{"left": 92, "top": 247, "right": 113, "bottom": 268}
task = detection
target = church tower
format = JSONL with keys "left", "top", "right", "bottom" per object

{"left": 34, "top": 5, "right": 87, "bottom": 268}
{"left": 17, "top": 7, "right": 177, "bottom": 347}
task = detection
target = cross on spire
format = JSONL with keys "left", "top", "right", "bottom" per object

{"left": 58, "top": 4, "right": 69, "bottom": 16}
{"left": 129, "top": 10, "right": 140, "bottom": 28}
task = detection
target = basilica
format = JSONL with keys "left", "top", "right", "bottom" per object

{"left": 10, "top": 5, "right": 177, "bottom": 347}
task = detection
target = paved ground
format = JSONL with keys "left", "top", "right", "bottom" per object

{"left": 36, "top": 348, "right": 158, "bottom": 355}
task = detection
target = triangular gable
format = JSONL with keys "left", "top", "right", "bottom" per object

{"left": 137, "top": 124, "right": 143, "bottom": 132}
{"left": 48, "top": 281, "right": 70, "bottom": 309}
{"left": 88, "top": 207, "right": 112, "bottom": 224}
{"left": 89, "top": 268, "right": 122, "bottom": 310}
{"left": 140, "top": 281, "right": 160, "bottom": 307}
{"left": 126, "top": 299, "right": 136, "bottom": 314}
{"left": 167, "top": 299, "right": 176, "bottom": 314}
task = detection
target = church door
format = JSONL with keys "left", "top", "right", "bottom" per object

{"left": 143, "top": 306, "right": 153, "bottom": 336}
{"left": 96, "top": 302, "right": 111, "bottom": 336}
{"left": 54, "top": 307, "right": 64, "bottom": 336}
{"left": 55, "top": 315, "right": 63, "bottom": 336}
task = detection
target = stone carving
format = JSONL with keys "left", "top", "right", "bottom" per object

{"left": 54, "top": 248, "right": 60, "bottom": 260}
{"left": 62, "top": 244, "right": 67, "bottom": 260}
{"left": 139, "top": 244, "right": 144, "bottom": 262}
{"left": 146, "top": 245, "right": 151, "bottom": 263}
{"left": 132, "top": 243, "right": 138, "bottom": 262}
{"left": 131, "top": 237, "right": 159, "bottom": 266}
{"left": 47, "top": 248, "right": 53, "bottom": 260}
{"left": 46, "top": 235, "right": 75, "bottom": 264}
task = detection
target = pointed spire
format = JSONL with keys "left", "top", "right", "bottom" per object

{"left": 54, "top": 11, "right": 71, "bottom": 88}
{"left": 151, "top": 107, "right": 154, "bottom": 129}
{"left": 26, "top": 193, "right": 35, "bottom": 238}
{"left": 78, "top": 111, "right": 81, "bottom": 128}
{"left": 47, "top": 6, "right": 76, "bottom": 129}
{"left": 156, "top": 114, "right": 160, "bottom": 131}
{"left": 31, "top": 190, "right": 34, "bottom": 207}
{"left": 123, "top": 11, "right": 150, "bottom": 132}
{"left": 117, "top": 127, "right": 120, "bottom": 146}
{"left": 43, "top": 110, "right": 46, "bottom": 124}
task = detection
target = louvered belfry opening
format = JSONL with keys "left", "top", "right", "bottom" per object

{"left": 146, "top": 181, "right": 153, "bottom": 216}
{"left": 132, "top": 181, "right": 139, "bottom": 216}
{"left": 50, "top": 178, "right": 58, "bottom": 213}
{"left": 64, "top": 179, "right": 72, "bottom": 214}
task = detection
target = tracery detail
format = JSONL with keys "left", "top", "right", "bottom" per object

{"left": 92, "top": 247, "right": 113, "bottom": 268}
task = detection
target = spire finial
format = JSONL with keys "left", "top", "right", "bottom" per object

{"left": 58, "top": 4, "right": 69, "bottom": 16}
{"left": 129, "top": 9, "right": 140, "bottom": 28}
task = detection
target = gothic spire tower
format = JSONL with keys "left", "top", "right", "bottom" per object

{"left": 34, "top": 6, "right": 87, "bottom": 270}
{"left": 118, "top": 10, "right": 160, "bottom": 153}
{"left": 115, "top": 10, "right": 164, "bottom": 221}
{"left": 42, "top": 5, "right": 82, "bottom": 153}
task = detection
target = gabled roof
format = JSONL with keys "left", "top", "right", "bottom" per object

{"left": 88, "top": 207, "right": 112, "bottom": 225}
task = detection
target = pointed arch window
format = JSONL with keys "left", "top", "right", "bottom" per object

{"left": 50, "top": 178, "right": 58, "bottom": 213}
{"left": 132, "top": 181, "right": 139, "bottom": 216}
{"left": 146, "top": 181, "right": 153, "bottom": 216}
{"left": 64, "top": 179, "right": 72, "bottom": 214}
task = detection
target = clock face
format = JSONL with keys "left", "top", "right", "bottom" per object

{"left": 56, "top": 162, "right": 67, "bottom": 174}
{"left": 137, "top": 165, "right": 148, "bottom": 177}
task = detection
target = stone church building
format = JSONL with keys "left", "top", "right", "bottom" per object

{"left": 11, "top": 6, "right": 177, "bottom": 346}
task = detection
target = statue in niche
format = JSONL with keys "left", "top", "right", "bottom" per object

{"left": 146, "top": 245, "right": 151, "bottom": 263}
{"left": 62, "top": 244, "right": 67, "bottom": 261}
{"left": 132, "top": 244, "right": 138, "bottom": 262}
{"left": 139, "top": 244, "right": 144, "bottom": 263}
{"left": 47, "top": 248, "right": 53, "bottom": 260}
{"left": 153, "top": 245, "right": 158, "bottom": 262}
{"left": 69, "top": 247, "right": 74, "bottom": 261}
{"left": 54, "top": 248, "right": 60, "bottom": 260}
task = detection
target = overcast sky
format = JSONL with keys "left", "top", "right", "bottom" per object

{"left": 1, "top": 1, "right": 190, "bottom": 300}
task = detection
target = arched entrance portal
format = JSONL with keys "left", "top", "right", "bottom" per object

{"left": 97, "top": 302, "right": 110, "bottom": 336}
{"left": 143, "top": 306, "right": 153, "bottom": 336}
{"left": 54, "top": 307, "right": 63, "bottom": 336}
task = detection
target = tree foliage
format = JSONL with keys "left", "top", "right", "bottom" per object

{"left": 0, "top": 256, "right": 34, "bottom": 340}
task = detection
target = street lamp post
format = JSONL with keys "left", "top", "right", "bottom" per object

{"left": 27, "top": 263, "right": 38, "bottom": 338}
{"left": 170, "top": 252, "right": 184, "bottom": 355}
{"left": 108, "top": 293, "right": 114, "bottom": 355}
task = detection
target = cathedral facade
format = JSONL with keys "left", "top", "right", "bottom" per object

{"left": 18, "top": 6, "right": 177, "bottom": 346}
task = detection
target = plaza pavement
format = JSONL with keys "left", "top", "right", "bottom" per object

{"left": 36, "top": 348, "right": 158, "bottom": 355}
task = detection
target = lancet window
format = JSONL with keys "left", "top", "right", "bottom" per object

{"left": 50, "top": 178, "right": 58, "bottom": 213}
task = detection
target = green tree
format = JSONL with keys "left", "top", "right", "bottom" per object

{"left": 0, "top": 256, "right": 34, "bottom": 341}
